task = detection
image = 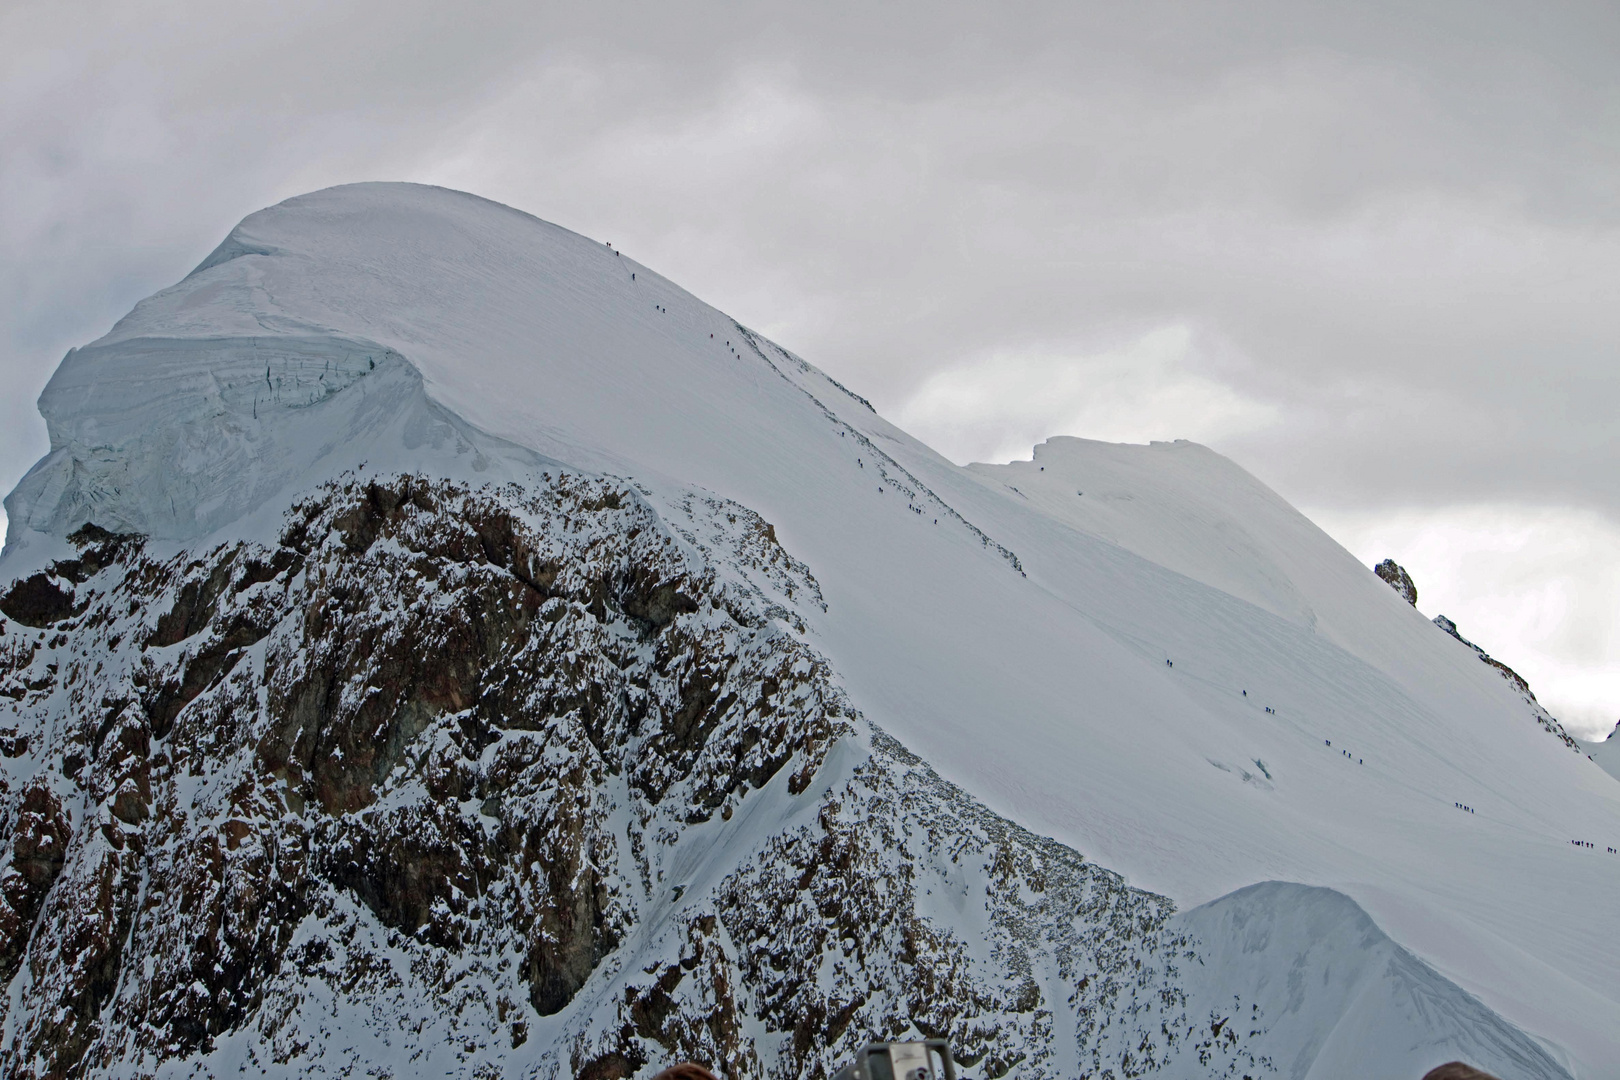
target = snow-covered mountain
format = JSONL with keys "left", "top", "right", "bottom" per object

{"left": 2, "top": 183, "right": 1615, "bottom": 1080}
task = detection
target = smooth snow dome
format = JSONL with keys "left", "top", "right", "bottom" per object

{"left": 7, "top": 183, "right": 1619, "bottom": 1076}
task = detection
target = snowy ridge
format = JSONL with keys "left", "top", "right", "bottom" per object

{"left": 735, "top": 326, "right": 1024, "bottom": 577}
{"left": 2, "top": 182, "right": 1617, "bottom": 1077}
{"left": 1430, "top": 613, "right": 1582, "bottom": 752}
{"left": 1173, "top": 882, "right": 1571, "bottom": 1080}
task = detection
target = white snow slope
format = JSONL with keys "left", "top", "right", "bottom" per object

{"left": 7, "top": 183, "right": 1619, "bottom": 1077}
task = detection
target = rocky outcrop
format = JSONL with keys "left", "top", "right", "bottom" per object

{"left": 1373, "top": 560, "right": 1417, "bottom": 607}
{"left": 1432, "top": 615, "right": 1581, "bottom": 753}
{"left": 0, "top": 473, "right": 1261, "bottom": 1079}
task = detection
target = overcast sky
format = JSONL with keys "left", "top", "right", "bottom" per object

{"left": 4, "top": 1, "right": 1618, "bottom": 735}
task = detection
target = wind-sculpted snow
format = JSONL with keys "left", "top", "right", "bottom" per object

{"left": 12, "top": 338, "right": 414, "bottom": 541}
{"left": 0, "top": 475, "right": 1263, "bottom": 1079}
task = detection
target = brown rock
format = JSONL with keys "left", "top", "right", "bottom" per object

{"left": 1422, "top": 1063, "right": 1501, "bottom": 1080}
{"left": 1375, "top": 559, "right": 1418, "bottom": 606}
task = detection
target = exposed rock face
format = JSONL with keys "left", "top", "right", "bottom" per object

{"left": 1373, "top": 560, "right": 1417, "bottom": 607}
{"left": 566, "top": 730, "right": 1269, "bottom": 1080}
{"left": 1432, "top": 615, "right": 1581, "bottom": 753}
{"left": 0, "top": 474, "right": 1261, "bottom": 1079}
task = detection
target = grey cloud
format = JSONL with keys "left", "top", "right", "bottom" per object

{"left": 5, "top": 0, "right": 1619, "bottom": 515}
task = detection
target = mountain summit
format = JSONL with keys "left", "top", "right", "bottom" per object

{"left": 1, "top": 184, "right": 1614, "bottom": 1079}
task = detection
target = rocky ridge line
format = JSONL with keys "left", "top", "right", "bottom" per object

{"left": 1372, "top": 559, "right": 1580, "bottom": 753}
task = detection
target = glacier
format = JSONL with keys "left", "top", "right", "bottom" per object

{"left": 2, "top": 182, "right": 1617, "bottom": 1079}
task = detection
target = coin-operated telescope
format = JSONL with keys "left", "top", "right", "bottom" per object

{"left": 832, "top": 1040, "right": 957, "bottom": 1080}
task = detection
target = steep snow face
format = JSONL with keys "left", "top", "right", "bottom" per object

{"left": 5, "top": 182, "right": 1620, "bottom": 1075}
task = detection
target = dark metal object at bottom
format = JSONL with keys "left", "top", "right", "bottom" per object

{"left": 833, "top": 1040, "right": 958, "bottom": 1080}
